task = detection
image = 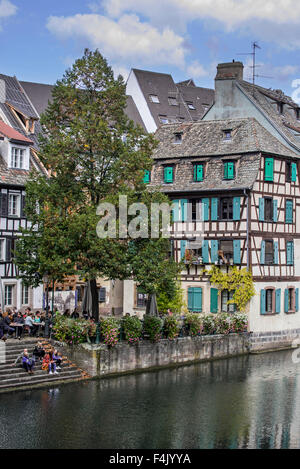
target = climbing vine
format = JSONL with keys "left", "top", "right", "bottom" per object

{"left": 207, "top": 266, "right": 255, "bottom": 312}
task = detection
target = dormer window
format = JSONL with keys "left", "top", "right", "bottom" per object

{"left": 223, "top": 129, "right": 232, "bottom": 141}
{"left": 277, "top": 102, "right": 284, "bottom": 114}
{"left": 174, "top": 132, "right": 182, "bottom": 144}
{"left": 168, "top": 97, "right": 178, "bottom": 106}
{"left": 11, "top": 147, "right": 25, "bottom": 169}
{"left": 159, "top": 115, "right": 169, "bottom": 124}
{"left": 186, "top": 102, "right": 196, "bottom": 110}
{"left": 296, "top": 108, "right": 300, "bottom": 120}
{"left": 149, "top": 95, "right": 160, "bottom": 103}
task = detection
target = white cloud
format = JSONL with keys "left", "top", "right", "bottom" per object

{"left": 47, "top": 13, "right": 187, "bottom": 68}
{"left": 0, "top": 0, "right": 17, "bottom": 30}
{"left": 186, "top": 60, "right": 208, "bottom": 79}
{"left": 102, "top": 0, "right": 300, "bottom": 28}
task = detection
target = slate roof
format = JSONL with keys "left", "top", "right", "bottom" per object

{"left": 20, "top": 80, "right": 54, "bottom": 116}
{"left": 20, "top": 79, "right": 146, "bottom": 130}
{"left": 152, "top": 118, "right": 299, "bottom": 160}
{"left": 237, "top": 80, "right": 300, "bottom": 151}
{"left": 149, "top": 152, "right": 261, "bottom": 193}
{"left": 0, "top": 74, "right": 43, "bottom": 149}
{"left": 131, "top": 68, "right": 214, "bottom": 127}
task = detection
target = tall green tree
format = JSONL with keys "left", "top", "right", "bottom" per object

{"left": 15, "top": 49, "right": 179, "bottom": 320}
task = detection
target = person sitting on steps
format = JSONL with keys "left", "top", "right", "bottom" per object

{"left": 13, "top": 348, "right": 35, "bottom": 374}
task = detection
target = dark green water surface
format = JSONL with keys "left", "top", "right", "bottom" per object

{"left": 1, "top": 350, "right": 300, "bottom": 449}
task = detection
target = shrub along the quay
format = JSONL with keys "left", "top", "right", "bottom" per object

{"left": 163, "top": 315, "right": 181, "bottom": 340}
{"left": 53, "top": 315, "right": 96, "bottom": 345}
{"left": 100, "top": 318, "right": 120, "bottom": 347}
{"left": 122, "top": 315, "right": 143, "bottom": 345}
{"left": 143, "top": 316, "right": 163, "bottom": 342}
{"left": 52, "top": 312, "right": 248, "bottom": 346}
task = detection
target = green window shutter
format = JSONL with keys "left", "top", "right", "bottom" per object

{"left": 274, "top": 241, "right": 279, "bottom": 265}
{"left": 202, "top": 198, "right": 209, "bottom": 221}
{"left": 287, "top": 241, "right": 294, "bottom": 265}
{"left": 273, "top": 200, "right": 278, "bottom": 222}
{"left": 284, "top": 289, "right": 289, "bottom": 313}
{"left": 265, "top": 157, "right": 274, "bottom": 182}
{"left": 296, "top": 288, "right": 299, "bottom": 312}
{"left": 259, "top": 198, "right": 265, "bottom": 222}
{"left": 188, "top": 287, "right": 203, "bottom": 312}
{"left": 210, "top": 288, "right": 219, "bottom": 313}
{"left": 188, "top": 288, "right": 194, "bottom": 311}
{"left": 211, "top": 240, "right": 219, "bottom": 263}
{"left": 224, "top": 162, "right": 235, "bottom": 180}
{"left": 291, "top": 163, "right": 297, "bottom": 182}
{"left": 181, "top": 240, "right": 187, "bottom": 260}
{"left": 181, "top": 199, "right": 188, "bottom": 222}
{"left": 172, "top": 200, "right": 180, "bottom": 222}
{"left": 164, "top": 166, "right": 173, "bottom": 183}
{"left": 275, "top": 289, "right": 281, "bottom": 314}
{"left": 143, "top": 170, "right": 150, "bottom": 183}
{"left": 260, "top": 290, "right": 266, "bottom": 315}
{"left": 233, "top": 240, "right": 241, "bottom": 264}
{"left": 194, "top": 164, "right": 203, "bottom": 182}
{"left": 202, "top": 240, "right": 209, "bottom": 264}
{"left": 233, "top": 197, "right": 241, "bottom": 221}
{"left": 260, "top": 240, "right": 265, "bottom": 264}
{"left": 286, "top": 200, "right": 293, "bottom": 224}
{"left": 211, "top": 198, "right": 219, "bottom": 221}
{"left": 193, "top": 288, "right": 203, "bottom": 312}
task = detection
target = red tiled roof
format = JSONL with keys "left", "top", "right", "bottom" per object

{"left": 0, "top": 120, "right": 33, "bottom": 144}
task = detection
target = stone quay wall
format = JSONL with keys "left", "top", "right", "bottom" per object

{"left": 57, "top": 333, "right": 250, "bottom": 378}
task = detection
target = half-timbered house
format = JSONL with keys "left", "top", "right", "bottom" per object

{"left": 0, "top": 74, "right": 46, "bottom": 311}
{"left": 128, "top": 114, "right": 300, "bottom": 344}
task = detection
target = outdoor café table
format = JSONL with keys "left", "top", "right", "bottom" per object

{"left": 34, "top": 321, "right": 45, "bottom": 337}
{"left": 10, "top": 322, "right": 24, "bottom": 338}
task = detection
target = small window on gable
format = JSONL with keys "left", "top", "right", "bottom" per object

{"left": 149, "top": 95, "right": 160, "bottom": 103}
{"left": 168, "top": 97, "right": 178, "bottom": 106}
{"left": 223, "top": 130, "right": 232, "bottom": 141}
{"left": 159, "top": 115, "right": 168, "bottom": 124}
{"left": 174, "top": 133, "right": 182, "bottom": 144}
{"left": 186, "top": 102, "right": 196, "bottom": 110}
{"left": 224, "top": 161, "right": 235, "bottom": 180}
{"left": 277, "top": 102, "right": 284, "bottom": 114}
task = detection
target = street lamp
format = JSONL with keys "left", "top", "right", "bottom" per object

{"left": 43, "top": 271, "right": 50, "bottom": 338}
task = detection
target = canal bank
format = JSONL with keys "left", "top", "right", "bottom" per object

{"left": 55, "top": 329, "right": 300, "bottom": 378}
{"left": 57, "top": 334, "right": 250, "bottom": 378}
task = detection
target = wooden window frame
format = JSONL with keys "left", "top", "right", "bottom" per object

{"left": 265, "top": 287, "right": 276, "bottom": 315}
{"left": 264, "top": 197, "right": 273, "bottom": 222}
{"left": 220, "top": 197, "right": 233, "bottom": 221}
{"left": 286, "top": 286, "right": 296, "bottom": 314}
{"left": 193, "top": 163, "right": 204, "bottom": 182}
{"left": 163, "top": 165, "right": 174, "bottom": 184}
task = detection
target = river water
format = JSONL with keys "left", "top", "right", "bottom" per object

{"left": 1, "top": 349, "right": 300, "bottom": 449}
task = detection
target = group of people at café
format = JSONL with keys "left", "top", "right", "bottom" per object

{"left": 0, "top": 307, "right": 51, "bottom": 340}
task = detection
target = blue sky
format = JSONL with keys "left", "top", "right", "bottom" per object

{"left": 1, "top": 0, "right": 300, "bottom": 101}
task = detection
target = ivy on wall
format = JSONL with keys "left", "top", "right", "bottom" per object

{"left": 208, "top": 266, "right": 255, "bottom": 312}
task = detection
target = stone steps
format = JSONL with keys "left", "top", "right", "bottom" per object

{"left": 0, "top": 338, "right": 88, "bottom": 392}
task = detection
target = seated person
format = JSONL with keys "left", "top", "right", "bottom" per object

{"left": 33, "top": 342, "right": 46, "bottom": 361}
{"left": 13, "top": 349, "right": 35, "bottom": 374}
{"left": 53, "top": 349, "right": 62, "bottom": 370}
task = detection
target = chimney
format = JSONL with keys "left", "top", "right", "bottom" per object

{"left": 215, "top": 61, "right": 244, "bottom": 81}
{"left": 0, "top": 79, "right": 5, "bottom": 104}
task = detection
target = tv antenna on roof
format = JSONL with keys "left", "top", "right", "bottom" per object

{"left": 237, "top": 41, "right": 273, "bottom": 92}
